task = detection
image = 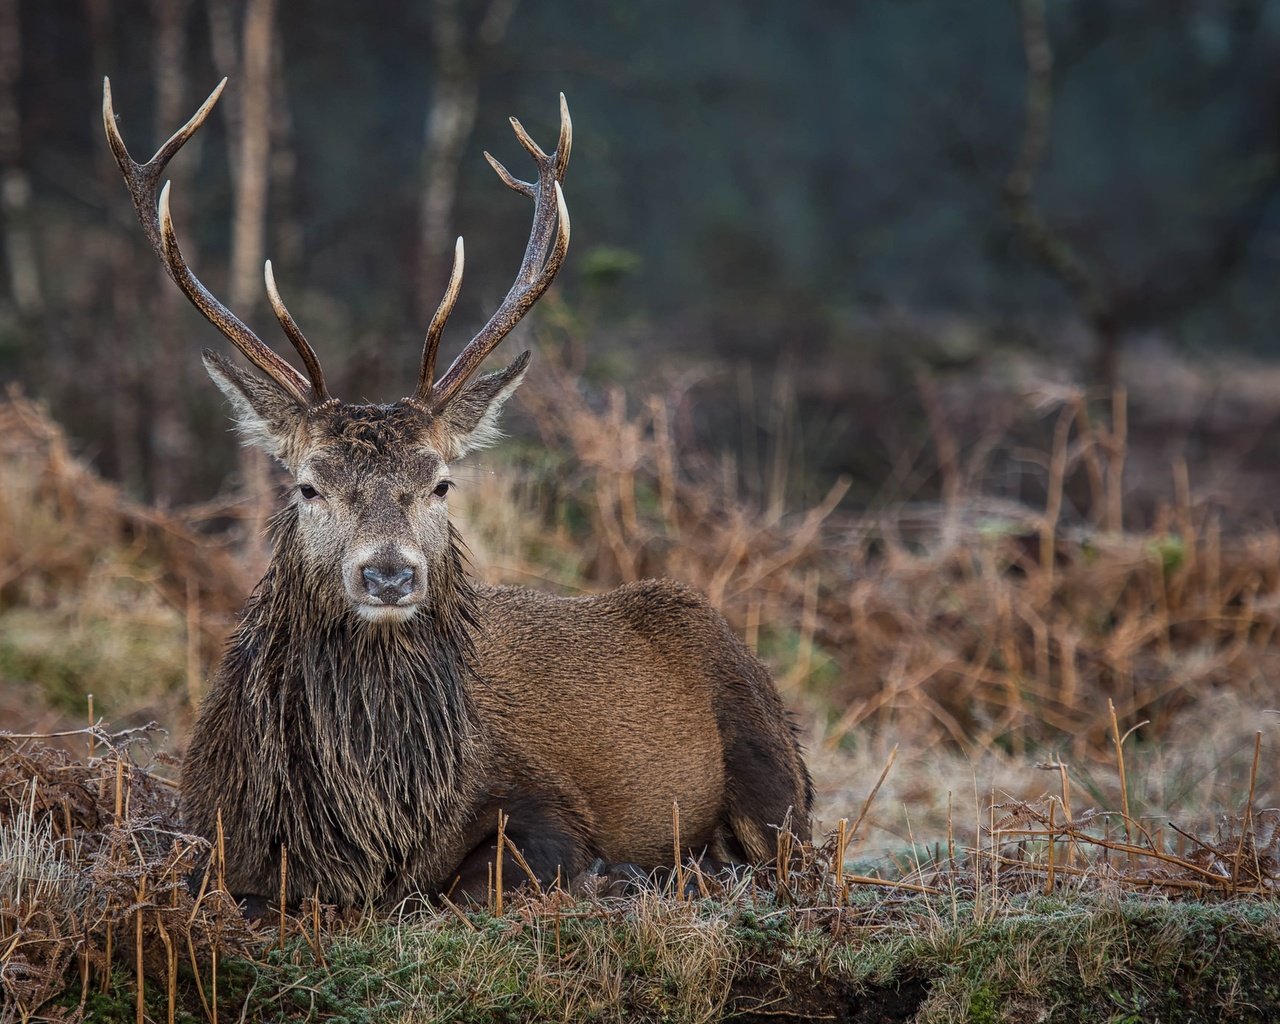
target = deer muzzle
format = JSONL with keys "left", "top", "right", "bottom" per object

{"left": 345, "top": 546, "right": 428, "bottom": 622}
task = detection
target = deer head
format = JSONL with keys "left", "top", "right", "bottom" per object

{"left": 104, "top": 78, "right": 570, "bottom": 623}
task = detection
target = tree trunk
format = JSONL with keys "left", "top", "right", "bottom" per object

{"left": 0, "top": 0, "right": 41, "bottom": 318}
{"left": 228, "top": 0, "right": 278, "bottom": 570}
{"left": 146, "top": 0, "right": 193, "bottom": 505}
{"left": 417, "top": 0, "right": 517, "bottom": 325}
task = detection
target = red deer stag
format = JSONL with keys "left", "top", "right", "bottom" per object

{"left": 104, "top": 77, "right": 811, "bottom": 908}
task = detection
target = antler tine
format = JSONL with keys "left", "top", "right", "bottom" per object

{"left": 483, "top": 152, "right": 535, "bottom": 198}
{"left": 412, "top": 237, "right": 465, "bottom": 405}
{"left": 265, "top": 261, "right": 329, "bottom": 401}
{"left": 425, "top": 97, "right": 573, "bottom": 414}
{"left": 509, "top": 115, "right": 550, "bottom": 162}
{"left": 103, "top": 77, "right": 318, "bottom": 407}
{"left": 430, "top": 183, "right": 569, "bottom": 412}
{"left": 553, "top": 93, "right": 572, "bottom": 180}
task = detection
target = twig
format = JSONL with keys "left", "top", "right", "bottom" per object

{"left": 439, "top": 893, "right": 478, "bottom": 932}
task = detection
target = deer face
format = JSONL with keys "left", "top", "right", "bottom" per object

{"left": 106, "top": 79, "right": 567, "bottom": 622}
{"left": 204, "top": 349, "right": 527, "bottom": 623}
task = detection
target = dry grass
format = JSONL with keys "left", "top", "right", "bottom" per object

{"left": 0, "top": 727, "right": 256, "bottom": 1022}
{"left": 5, "top": 355, "right": 1279, "bottom": 762}
{"left": 4, "top": 357, "right": 1280, "bottom": 1018}
{"left": 506, "top": 353, "right": 1280, "bottom": 761}
{"left": 1, "top": 723, "right": 1277, "bottom": 1022}
{"left": 0, "top": 390, "right": 260, "bottom": 729}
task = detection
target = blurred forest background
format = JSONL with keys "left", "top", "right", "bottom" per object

{"left": 4, "top": 0, "right": 1280, "bottom": 510}
{"left": 4, "top": 0, "right": 1280, "bottom": 811}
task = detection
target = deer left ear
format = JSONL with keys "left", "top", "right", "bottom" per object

{"left": 202, "top": 349, "right": 308, "bottom": 462}
{"left": 435, "top": 350, "right": 530, "bottom": 459}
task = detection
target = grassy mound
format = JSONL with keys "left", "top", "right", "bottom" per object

{"left": 2, "top": 728, "right": 1278, "bottom": 1022}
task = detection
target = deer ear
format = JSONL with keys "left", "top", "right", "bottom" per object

{"left": 436, "top": 351, "right": 530, "bottom": 459}
{"left": 203, "top": 349, "right": 307, "bottom": 461}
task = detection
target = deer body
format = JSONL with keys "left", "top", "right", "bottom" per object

{"left": 105, "top": 79, "right": 811, "bottom": 908}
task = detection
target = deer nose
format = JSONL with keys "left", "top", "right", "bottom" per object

{"left": 360, "top": 562, "right": 416, "bottom": 603}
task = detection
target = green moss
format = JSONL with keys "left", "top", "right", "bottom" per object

{"left": 35, "top": 895, "right": 1280, "bottom": 1023}
{"left": 0, "top": 602, "right": 185, "bottom": 711}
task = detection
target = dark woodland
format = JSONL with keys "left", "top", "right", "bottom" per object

{"left": 3, "top": 0, "right": 1280, "bottom": 508}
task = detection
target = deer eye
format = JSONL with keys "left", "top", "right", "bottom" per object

{"left": 432, "top": 480, "right": 452, "bottom": 499}
{"left": 299, "top": 484, "right": 320, "bottom": 500}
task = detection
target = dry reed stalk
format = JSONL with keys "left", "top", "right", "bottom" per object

{"left": 215, "top": 809, "right": 226, "bottom": 895}
{"left": 774, "top": 818, "right": 793, "bottom": 901}
{"left": 672, "top": 800, "right": 685, "bottom": 897}
{"left": 103, "top": 918, "right": 113, "bottom": 993}
{"left": 155, "top": 916, "right": 176, "bottom": 1024}
{"left": 79, "top": 926, "right": 90, "bottom": 1008}
{"left": 834, "top": 818, "right": 847, "bottom": 896}
{"left": 983, "top": 852, "right": 1261, "bottom": 895}
{"left": 503, "top": 835, "right": 543, "bottom": 897}
{"left": 438, "top": 893, "right": 477, "bottom": 932}
{"left": 1107, "top": 700, "right": 1132, "bottom": 856}
{"left": 278, "top": 845, "right": 288, "bottom": 951}
{"left": 844, "top": 874, "right": 941, "bottom": 896}
{"left": 1231, "top": 731, "right": 1263, "bottom": 894}
{"left": 947, "top": 792, "right": 954, "bottom": 867}
{"left": 1105, "top": 387, "right": 1127, "bottom": 532}
{"left": 1044, "top": 799, "right": 1056, "bottom": 895}
{"left": 311, "top": 890, "right": 328, "bottom": 968}
{"left": 997, "top": 826, "right": 1239, "bottom": 887}
{"left": 114, "top": 756, "right": 124, "bottom": 825}
{"left": 495, "top": 810, "right": 507, "bottom": 917}
{"left": 135, "top": 876, "right": 145, "bottom": 1024}
{"left": 185, "top": 920, "right": 213, "bottom": 1022}
{"left": 1057, "top": 762, "right": 1075, "bottom": 866}
{"left": 847, "top": 745, "right": 898, "bottom": 842}
{"left": 989, "top": 790, "right": 998, "bottom": 910}
{"left": 86, "top": 694, "right": 94, "bottom": 760}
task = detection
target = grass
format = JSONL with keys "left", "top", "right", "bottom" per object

{"left": 3, "top": 357, "right": 1280, "bottom": 1020}
{"left": 17, "top": 845, "right": 1280, "bottom": 1022}
{"left": 2, "top": 717, "right": 1278, "bottom": 1022}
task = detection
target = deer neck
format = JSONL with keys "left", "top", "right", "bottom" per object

{"left": 234, "top": 511, "right": 486, "bottom": 818}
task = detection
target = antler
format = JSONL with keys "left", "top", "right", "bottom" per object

{"left": 102, "top": 77, "right": 327, "bottom": 406}
{"left": 412, "top": 94, "right": 572, "bottom": 413}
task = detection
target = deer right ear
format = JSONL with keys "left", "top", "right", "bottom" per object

{"left": 203, "top": 349, "right": 307, "bottom": 460}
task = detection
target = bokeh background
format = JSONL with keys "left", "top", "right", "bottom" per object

{"left": 7, "top": 0, "right": 1280, "bottom": 502}
{"left": 3, "top": 0, "right": 1280, "bottom": 842}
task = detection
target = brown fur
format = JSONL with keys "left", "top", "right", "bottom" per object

{"left": 179, "top": 350, "right": 803, "bottom": 906}
{"left": 106, "top": 80, "right": 808, "bottom": 907}
{"left": 182, "top": 359, "right": 811, "bottom": 907}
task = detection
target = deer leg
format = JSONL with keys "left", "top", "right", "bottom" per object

{"left": 721, "top": 718, "right": 813, "bottom": 861}
{"left": 446, "top": 797, "right": 595, "bottom": 904}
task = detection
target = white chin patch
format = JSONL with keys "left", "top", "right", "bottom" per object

{"left": 355, "top": 603, "right": 420, "bottom": 625}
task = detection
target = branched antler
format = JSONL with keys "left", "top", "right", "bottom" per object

{"left": 106, "top": 77, "right": 569, "bottom": 412}
{"left": 103, "top": 77, "right": 327, "bottom": 405}
{"left": 412, "top": 94, "right": 572, "bottom": 413}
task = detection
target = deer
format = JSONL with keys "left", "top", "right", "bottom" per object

{"left": 103, "top": 76, "right": 812, "bottom": 909}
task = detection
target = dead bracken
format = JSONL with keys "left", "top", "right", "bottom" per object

{"left": 2, "top": 722, "right": 1277, "bottom": 1022}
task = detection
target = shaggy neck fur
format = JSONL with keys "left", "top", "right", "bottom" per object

{"left": 193, "top": 508, "right": 485, "bottom": 906}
